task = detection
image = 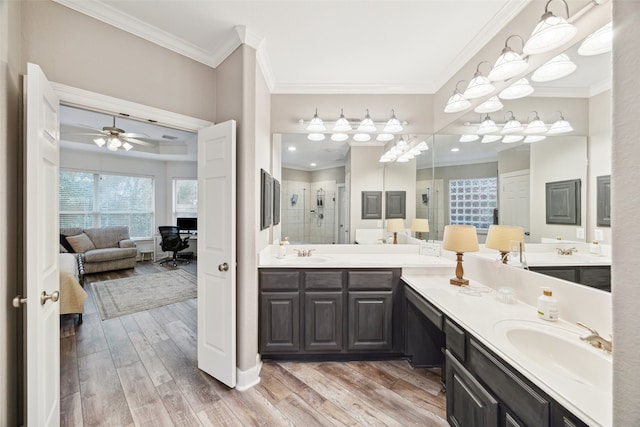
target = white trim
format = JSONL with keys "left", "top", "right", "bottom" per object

{"left": 235, "top": 359, "right": 262, "bottom": 391}
{"left": 52, "top": 82, "right": 213, "bottom": 132}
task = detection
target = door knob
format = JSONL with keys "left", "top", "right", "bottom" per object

{"left": 218, "top": 262, "right": 229, "bottom": 272}
{"left": 40, "top": 290, "right": 60, "bottom": 305}
{"left": 12, "top": 295, "right": 27, "bottom": 308}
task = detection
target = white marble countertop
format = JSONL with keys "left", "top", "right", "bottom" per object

{"left": 402, "top": 271, "right": 612, "bottom": 427}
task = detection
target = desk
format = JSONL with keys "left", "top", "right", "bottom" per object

{"left": 154, "top": 234, "right": 197, "bottom": 262}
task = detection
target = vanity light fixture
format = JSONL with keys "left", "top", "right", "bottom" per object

{"left": 498, "top": 77, "right": 534, "bottom": 100}
{"left": 502, "top": 135, "right": 524, "bottom": 143}
{"left": 477, "top": 114, "right": 499, "bottom": 134}
{"left": 459, "top": 134, "right": 480, "bottom": 142}
{"left": 501, "top": 111, "right": 524, "bottom": 134}
{"left": 522, "top": 0, "right": 577, "bottom": 55}
{"left": 485, "top": 225, "right": 525, "bottom": 264}
{"left": 481, "top": 135, "right": 502, "bottom": 143}
{"left": 376, "top": 133, "right": 395, "bottom": 142}
{"left": 531, "top": 53, "right": 577, "bottom": 82}
{"left": 474, "top": 96, "right": 503, "bottom": 114}
{"left": 331, "top": 133, "right": 349, "bottom": 142}
{"left": 578, "top": 22, "right": 612, "bottom": 56}
{"left": 357, "top": 109, "right": 377, "bottom": 133}
{"left": 547, "top": 112, "right": 573, "bottom": 134}
{"left": 306, "top": 108, "right": 325, "bottom": 132}
{"left": 464, "top": 62, "right": 495, "bottom": 99}
{"left": 444, "top": 80, "right": 472, "bottom": 113}
{"left": 442, "top": 225, "right": 479, "bottom": 286}
{"left": 524, "top": 111, "right": 547, "bottom": 134}
{"left": 307, "top": 133, "right": 325, "bottom": 141}
{"left": 488, "top": 35, "right": 529, "bottom": 82}
{"left": 524, "top": 135, "right": 546, "bottom": 143}
{"left": 383, "top": 110, "right": 403, "bottom": 133}
{"left": 332, "top": 109, "right": 352, "bottom": 132}
{"left": 352, "top": 133, "right": 371, "bottom": 142}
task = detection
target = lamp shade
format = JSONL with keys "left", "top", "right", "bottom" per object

{"left": 485, "top": 225, "right": 524, "bottom": 252}
{"left": 442, "top": 225, "right": 479, "bottom": 253}
{"left": 411, "top": 218, "right": 429, "bottom": 233}
{"left": 386, "top": 218, "right": 405, "bottom": 233}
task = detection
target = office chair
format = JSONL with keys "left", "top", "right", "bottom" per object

{"left": 158, "top": 226, "right": 191, "bottom": 267}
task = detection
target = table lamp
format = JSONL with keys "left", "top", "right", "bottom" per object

{"left": 386, "top": 218, "right": 405, "bottom": 244}
{"left": 485, "top": 225, "right": 525, "bottom": 263}
{"left": 411, "top": 218, "right": 429, "bottom": 240}
{"left": 442, "top": 225, "right": 479, "bottom": 286}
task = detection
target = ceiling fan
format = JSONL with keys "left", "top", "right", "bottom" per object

{"left": 72, "top": 116, "right": 156, "bottom": 152}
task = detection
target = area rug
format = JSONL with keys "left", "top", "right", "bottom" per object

{"left": 91, "top": 269, "right": 197, "bottom": 320}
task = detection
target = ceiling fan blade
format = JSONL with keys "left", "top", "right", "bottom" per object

{"left": 122, "top": 137, "right": 154, "bottom": 147}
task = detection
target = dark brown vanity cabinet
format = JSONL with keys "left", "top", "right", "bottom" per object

{"left": 529, "top": 265, "right": 611, "bottom": 292}
{"left": 259, "top": 268, "right": 401, "bottom": 358}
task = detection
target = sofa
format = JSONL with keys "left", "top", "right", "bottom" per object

{"left": 60, "top": 252, "right": 87, "bottom": 323}
{"left": 60, "top": 226, "right": 138, "bottom": 274}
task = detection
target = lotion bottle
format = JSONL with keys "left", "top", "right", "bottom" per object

{"left": 537, "top": 287, "right": 558, "bottom": 321}
{"left": 589, "top": 241, "right": 601, "bottom": 255}
{"left": 277, "top": 242, "right": 286, "bottom": 258}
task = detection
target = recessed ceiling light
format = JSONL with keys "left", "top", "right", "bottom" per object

{"left": 287, "top": 146, "right": 296, "bottom": 151}
{"left": 451, "top": 147, "right": 460, "bottom": 152}
{"left": 310, "top": 163, "right": 317, "bottom": 167}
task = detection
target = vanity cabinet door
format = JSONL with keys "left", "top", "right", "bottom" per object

{"left": 260, "top": 291, "right": 300, "bottom": 352}
{"left": 304, "top": 292, "right": 343, "bottom": 352}
{"left": 347, "top": 291, "right": 393, "bottom": 351}
{"left": 446, "top": 350, "right": 499, "bottom": 427}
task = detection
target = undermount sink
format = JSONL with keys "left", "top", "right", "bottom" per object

{"left": 277, "top": 256, "right": 328, "bottom": 264}
{"left": 493, "top": 319, "right": 612, "bottom": 391}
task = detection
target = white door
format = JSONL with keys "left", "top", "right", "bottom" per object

{"left": 23, "top": 63, "right": 61, "bottom": 426}
{"left": 197, "top": 120, "right": 237, "bottom": 388}
{"left": 500, "top": 170, "right": 530, "bottom": 236}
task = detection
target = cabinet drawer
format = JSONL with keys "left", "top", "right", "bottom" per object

{"left": 348, "top": 270, "right": 393, "bottom": 290}
{"left": 468, "top": 339, "right": 550, "bottom": 427}
{"left": 259, "top": 270, "right": 300, "bottom": 291}
{"left": 304, "top": 271, "right": 344, "bottom": 291}
{"left": 405, "top": 287, "right": 443, "bottom": 331}
{"left": 444, "top": 318, "right": 466, "bottom": 362}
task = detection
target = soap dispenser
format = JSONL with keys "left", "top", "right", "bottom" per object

{"left": 537, "top": 287, "right": 558, "bottom": 321}
{"left": 277, "top": 241, "right": 286, "bottom": 258}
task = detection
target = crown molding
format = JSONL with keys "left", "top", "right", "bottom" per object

{"left": 590, "top": 77, "right": 612, "bottom": 97}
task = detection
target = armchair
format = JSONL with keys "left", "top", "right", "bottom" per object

{"left": 158, "top": 226, "right": 191, "bottom": 267}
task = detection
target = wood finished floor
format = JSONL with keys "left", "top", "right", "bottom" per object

{"left": 60, "top": 261, "right": 447, "bottom": 426}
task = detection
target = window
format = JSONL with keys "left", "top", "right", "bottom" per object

{"left": 449, "top": 177, "right": 497, "bottom": 231}
{"left": 59, "top": 170, "right": 154, "bottom": 239}
{"left": 173, "top": 179, "right": 198, "bottom": 222}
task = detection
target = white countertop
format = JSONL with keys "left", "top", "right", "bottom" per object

{"left": 402, "top": 271, "right": 612, "bottom": 427}
{"left": 473, "top": 251, "right": 611, "bottom": 267}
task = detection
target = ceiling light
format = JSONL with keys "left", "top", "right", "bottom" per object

{"left": 464, "top": 62, "right": 495, "bottom": 99}
{"left": 353, "top": 133, "right": 371, "bottom": 142}
{"left": 331, "top": 133, "right": 349, "bottom": 142}
{"left": 502, "top": 135, "right": 524, "bottom": 143}
{"left": 451, "top": 147, "right": 460, "bottom": 152}
{"left": 416, "top": 141, "right": 429, "bottom": 151}
{"left": 481, "top": 135, "right": 502, "bottom": 143}
{"left": 288, "top": 146, "right": 297, "bottom": 151}
{"left": 501, "top": 111, "right": 524, "bottom": 134}
{"left": 498, "top": 78, "right": 534, "bottom": 100}
{"left": 357, "top": 109, "right": 377, "bottom": 133}
{"left": 306, "top": 109, "right": 325, "bottom": 132}
{"left": 524, "top": 111, "right": 547, "bottom": 134}
{"left": 459, "top": 134, "right": 480, "bottom": 142}
{"left": 488, "top": 35, "right": 529, "bottom": 82}
{"left": 383, "top": 110, "right": 403, "bottom": 133}
{"left": 307, "top": 133, "right": 325, "bottom": 141}
{"left": 444, "top": 80, "right": 471, "bottom": 113}
{"left": 109, "top": 136, "right": 122, "bottom": 148}
{"left": 474, "top": 96, "right": 503, "bottom": 114}
{"left": 524, "top": 135, "right": 546, "bottom": 143}
{"left": 310, "top": 163, "right": 317, "bottom": 167}
{"left": 93, "top": 137, "right": 106, "bottom": 147}
{"left": 531, "top": 53, "right": 576, "bottom": 82}
{"left": 578, "top": 22, "right": 612, "bottom": 56}
{"left": 477, "top": 115, "right": 499, "bottom": 134}
{"left": 523, "top": 0, "right": 577, "bottom": 55}
{"left": 333, "top": 109, "right": 351, "bottom": 132}
{"left": 376, "top": 133, "right": 394, "bottom": 142}
{"left": 122, "top": 142, "right": 133, "bottom": 151}
{"left": 396, "top": 157, "right": 410, "bottom": 163}
{"left": 547, "top": 112, "right": 573, "bottom": 134}
{"left": 107, "top": 140, "right": 119, "bottom": 151}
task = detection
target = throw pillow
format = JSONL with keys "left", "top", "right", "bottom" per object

{"left": 59, "top": 243, "right": 68, "bottom": 253}
{"left": 66, "top": 233, "right": 96, "bottom": 253}
{"left": 60, "top": 234, "right": 75, "bottom": 253}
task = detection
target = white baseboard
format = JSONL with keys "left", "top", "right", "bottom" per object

{"left": 235, "top": 355, "right": 262, "bottom": 391}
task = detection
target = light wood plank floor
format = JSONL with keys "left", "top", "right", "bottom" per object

{"left": 61, "top": 261, "right": 447, "bottom": 426}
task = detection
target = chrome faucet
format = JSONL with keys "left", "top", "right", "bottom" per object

{"left": 294, "top": 249, "right": 315, "bottom": 257}
{"left": 577, "top": 322, "right": 612, "bottom": 353}
{"left": 556, "top": 247, "right": 577, "bottom": 256}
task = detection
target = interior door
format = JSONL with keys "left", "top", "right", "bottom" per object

{"left": 197, "top": 120, "right": 237, "bottom": 388}
{"left": 23, "top": 63, "right": 61, "bottom": 426}
{"left": 500, "top": 170, "right": 530, "bottom": 236}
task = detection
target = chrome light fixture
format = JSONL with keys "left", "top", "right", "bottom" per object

{"left": 357, "top": 109, "right": 377, "bottom": 133}
{"left": 308, "top": 133, "right": 325, "bottom": 141}
{"left": 477, "top": 115, "right": 499, "bottom": 134}
{"left": 474, "top": 96, "right": 503, "bottom": 114}
{"left": 524, "top": 111, "right": 547, "bottom": 134}
{"left": 501, "top": 111, "right": 524, "bottom": 134}
{"left": 531, "top": 53, "right": 576, "bottom": 82}
{"left": 459, "top": 134, "right": 480, "bottom": 142}
{"left": 383, "top": 110, "right": 403, "bottom": 133}
{"left": 502, "top": 135, "right": 524, "bottom": 143}
{"left": 547, "top": 112, "right": 573, "bottom": 134}
{"left": 333, "top": 109, "right": 351, "bottom": 132}
{"left": 307, "top": 108, "right": 325, "bottom": 132}
{"left": 498, "top": 78, "right": 534, "bottom": 100}
{"left": 481, "top": 135, "right": 502, "bottom": 143}
{"left": 331, "top": 133, "right": 349, "bottom": 142}
{"left": 524, "top": 135, "right": 547, "bottom": 143}
{"left": 464, "top": 62, "right": 495, "bottom": 99}
{"left": 488, "top": 35, "right": 529, "bottom": 82}
{"left": 578, "top": 22, "right": 612, "bottom": 56}
{"left": 444, "top": 80, "right": 471, "bottom": 113}
{"left": 523, "top": 0, "right": 577, "bottom": 55}
{"left": 353, "top": 133, "right": 371, "bottom": 142}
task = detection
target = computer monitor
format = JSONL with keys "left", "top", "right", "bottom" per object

{"left": 176, "top": 217, "right": 197, "bottom": 233}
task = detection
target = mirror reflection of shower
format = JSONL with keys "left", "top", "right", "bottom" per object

{"left": 281, "top": 180, "right": 337, "bottom": 244}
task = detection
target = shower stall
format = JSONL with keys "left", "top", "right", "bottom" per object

{"left": 280, "top": 179, "right": 337, "bottom": 244}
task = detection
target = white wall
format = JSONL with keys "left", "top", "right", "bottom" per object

{"left": 588, "top": 89, "right": 612, "bottom": 244}
{"left": 349, "top": 145, "right": 385, "bottom": 241}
